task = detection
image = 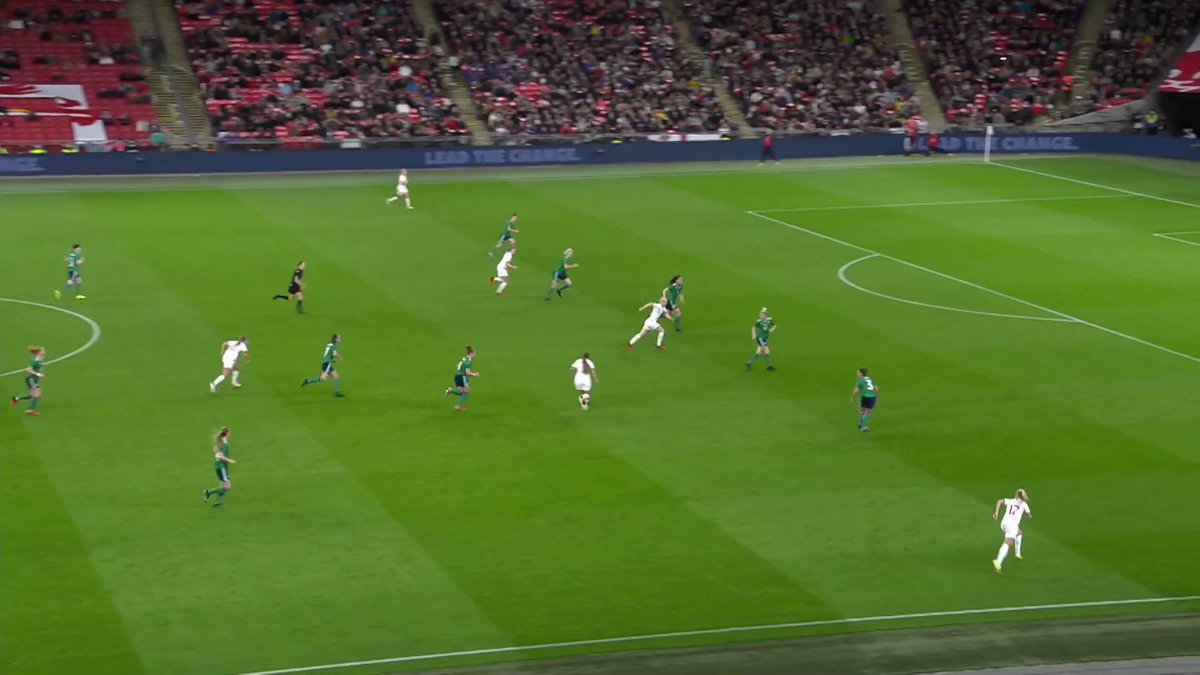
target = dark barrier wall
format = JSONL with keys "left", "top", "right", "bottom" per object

{"left": 1, "top": 133, "right": 1196, "bottom": 177}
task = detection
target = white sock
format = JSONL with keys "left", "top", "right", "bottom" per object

{"left": 496, "top": 282, "right": 507, "bottom": 293}
{"left": 405, "top": 197, "right": 412, "bottom": 207}
{"left": 996, "top": 543, "right": 1009, "bottom": 564}
{"left": 656, "top": 331, "right": 665, "bottom": 346}
{"left": 1015, "top": 534, "right": 1023, "bottom": 556}
{"left": 231, "top": 370, "right": 240, "bottom": 386}
{"left": 211, "top": 374, "right": 225, "bottom": 387}
{"left": 629, "top": 333, "right": 642, "bottom": 345}
{"left": 387, "top": 196, "right": 397, "bottom": 203}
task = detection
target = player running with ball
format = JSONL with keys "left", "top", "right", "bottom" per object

{"left": 628, "top": 299, "right": 669, "bottom": 351}
{"left": 571, "top": 352, "right": 597, "bottom": 410}
{"left": 992, "top": 488, "right": 1032, "bottom": 574}
{"left": 545, "top": 249, "right": 578, "bottom": 300}
{"left": 489, "top": 248, "right": 518, "bottom": 296}
{"left": 210, "top": 336, "right": 248, "bottom": 393}
{"left": 386, "top": 169, "right": 413, "bottom": 209}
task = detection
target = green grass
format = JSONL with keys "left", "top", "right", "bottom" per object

{"left": 1, "top": 156, "right": 1198, "bottom": 675}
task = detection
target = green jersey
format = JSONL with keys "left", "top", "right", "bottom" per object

{"left": 666, "top": 282, "right": 683, "bottom": 305}
{"left": 456, "top": 355, "right": 473, "bottom": 376}
{"left": 754, "top": 317, "right": 775, "bottom": 341}
{"left": 67, "top": 251, "right": 82, "bottom": 271}
{"left": 29, "top": 357, "right": 44, "bottom": 376}
{"left": 856, "top": 375, "right": 878, "bottom": 398}
{"left": 214, "top": 442, "right": 232, "bottom": 471}
{"left": 556, "top": 256, "right": 573, "bottom": 275}
{"left": 322, "top": 342, "right": 339, "bottom": 365}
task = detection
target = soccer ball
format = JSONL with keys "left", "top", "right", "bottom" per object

{"left": 579, "top": 392, "right": 590, "bottom": 411}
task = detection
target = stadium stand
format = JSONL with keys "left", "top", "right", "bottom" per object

{"left": 179, "top": 0, "right": 467, "bottom": 144}
{"left": 0, "top": 0, "right": 156, "bottom": 149}
{"left": 1079, "top": 0, "right": 1200, "bottom": 112}
{"left": 683, "top": 0, "right": 913, "bottom": 132}
{"left": 906, "top": 0, "right": 1084, "bottom": 126}
{"left": 437, "top": 0, "right": 729, "bottom": 136}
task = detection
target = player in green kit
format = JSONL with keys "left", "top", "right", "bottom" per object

{"left": 851, "top": 368, "right": 879, "bottom": 431}
{"left": 443, "top": 345, "right": 479, "bottom": 411}
{"left": 545, "top": 248, "right": 578, "bottom": 300}
{"left": 489, "top": 213, "right": 519, "bottom": 257}
{"left": 54, "top": 244, "right": 86, "bottom": 300}
{"left": 10, "top": 346, "right": 47, "bottom": 416}
{"left": 203, "top": 427, "right": 237, "bottom": 507}
{"left": 746, "top": 308, "right": 776, "bottom": 371}
{"left": 662, "top": 275, "right": 685, "bottom": 332}
{"left": 300, "top": 333, "right": 344, "bottom": 397}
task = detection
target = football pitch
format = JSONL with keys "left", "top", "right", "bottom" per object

{"left": 2, "top": 155, "right": 1199, "bottom": 675}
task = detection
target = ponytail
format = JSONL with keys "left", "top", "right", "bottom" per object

{"left": 214, "top": 426, "right": 230, "bottom": 447}
{"left": 581, "top": 352, "right": 592, "bottom": 375}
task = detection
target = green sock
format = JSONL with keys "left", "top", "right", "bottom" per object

{"left": 296, "top": 300, "right": 304, "bottom": 313}
{"left": 30, "top": 398, "right": 40, "bottom": 410}
{"left": 559, "top": 285, "right": 570, "bottom": 295}
{"left": 15, "top": 395, "right": 30, "bottom": 401}
{"left": 457, "top": 392, "right": 470, "bottom": 407}
{"left": 764, "top": 355, "right": 772, "bottom": 366}
{"left": 305, "top": 377, "right": 322, "bottom": 384}
{"left": 332, "top": 378, "right": 342, "bottom": 392}
{"left": 545, "top": 287, "right": 555, "bottom": 299}
{"left": 748, "top": 353, "right": 759, "bottom": 363}
{"left": 75, "top": 284, "right": 84, "bottom": 294}
{"left": 61, "top": 284, "right": 72, "bottom": 293}
{"left": 674, "top": 316, "right": 681, "bottom": 330}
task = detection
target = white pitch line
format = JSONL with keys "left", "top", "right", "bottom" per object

{"left": 1152, "top": 232, "right": 1200, "bottom": 248}
{"left": 990, "top": 161, "right": 1200, "bottom": 210}
{"left": 747, "top": 211, "right": 1200, "bottom": 366}
{"left": 756, "top": 194, "right": 1129, "bottom": 214}
{"left": 241, "top": 595, "right": 1200, "bottom": 675}
{"left": 837, "top": 254, "right": 1072, "bottom": 322}
{"left": 0, "top": 298, "right": 102, "bottom": 376}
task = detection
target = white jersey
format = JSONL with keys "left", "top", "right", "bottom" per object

{"left": 571, "top": 358, "right": 595, "bottom": 390}
{"left": 1000, "top": 498, "right": 1030, "bottom": 534}
{"left": 396, "top": 173, "right": 409, "bottom": 195}
{"left": 646, "top": 302, "right": 668, "bottom": 323}
{"left": 221, "top": 340, "right": 248, "bottom": 367}
{"left": 496, "top": 250, "right": 515, "bottom": 276}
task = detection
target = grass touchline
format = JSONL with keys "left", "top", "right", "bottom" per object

{"left": 241, "top": 595, "right": 1200, "bottom": 675}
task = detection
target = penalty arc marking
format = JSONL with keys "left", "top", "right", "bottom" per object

{"left": 837, "top": 254, "right": 1074, "bottom": 322}
{"left": 0, "top": 298, "right": 102, "bottom": 377}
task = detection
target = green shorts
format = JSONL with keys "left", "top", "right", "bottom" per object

{"left": 216, "top": 466, "right": 230, "bottom": 483}
{"left": 25, "top": 375, "right": 40, "bottom": 391}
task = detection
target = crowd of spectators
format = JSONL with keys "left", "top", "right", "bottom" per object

{"left": 907, "top": 0, "right": 1083, "bottom": 127}
{"left": 685, "top": 0, "right": 912, "bottom": 133}
{"left": 181, "top": 0, "right": 467, "bottom": 141}
{"left": 438, "top": 0, "right": 728, "bottom": 136}
{"left": 1079, "top": 0, "right": 1200, "bottom": 112}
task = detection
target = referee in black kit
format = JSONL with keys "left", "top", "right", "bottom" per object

{"left": 759, "top": 131, "right": 779, "bottom": 165}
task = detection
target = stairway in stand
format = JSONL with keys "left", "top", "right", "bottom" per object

{"left": 665, "top": 0, "right": 754, "bottom": 138}
{"left": 880, "top": 0, "right": 948, "bottom": 129}
{"left": 125, "top": 0, "right": 193, "bottom": 146}
{"left": 1066, "top": 0, "right": 1119, "bottom": 114}
{"left": 409, "top": 0, "right": 492, "bottom": 145}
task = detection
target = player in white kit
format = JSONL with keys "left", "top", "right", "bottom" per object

{"left": 992, "top": 488, "right": 1031, "bottom": 573}
{"left": 628, "top": 300, "right": 669, "bottom": 350}
{"left": 488, "top": 249, "right": 518, "bottom": 296}
{"left": 210, "top": 336, "right": 249, "bottom": 393}
{"left": 570, "top": 352, "right": 597, "bottom": 410}
{"left": 386, "top": 169, "right": 413, "bottom": 209}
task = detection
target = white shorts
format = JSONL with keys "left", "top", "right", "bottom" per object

{"left": 396, "top": 186, "right": 409, "bottom": 196}
{"left": 495, "top": 265, "right": 508, "bottom": 279}
{"left": 222, "top": 357, "right": 239, "bottom": 371}
{"left": 642, "top": 320, "right": 664, "bottom": 333}
{"left": 574, "top": 377, "right": 592, "bottom": 392}
{"left": 1001, "top": 522, "right": 1021, "bottom": 539}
